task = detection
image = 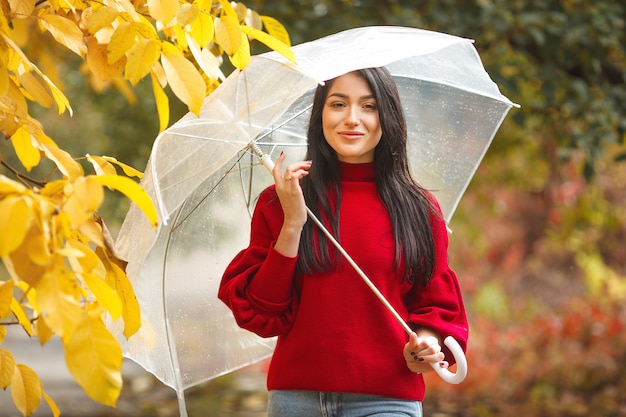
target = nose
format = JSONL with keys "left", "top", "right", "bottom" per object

{"left": 344, "top": 107, "right": 360, "bottom": 126}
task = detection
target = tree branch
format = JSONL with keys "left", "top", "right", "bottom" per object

{"left": 0, "top": 315, "right": 38, "bottom": 326}
{"left": 1, "top": 159, "right": 47, "bottom": 188}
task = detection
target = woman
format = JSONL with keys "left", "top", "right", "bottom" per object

{"left": 219, "top": 67, "right": 468, "bottom": 417}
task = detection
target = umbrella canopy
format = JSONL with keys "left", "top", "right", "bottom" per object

{"left": 111, "top": 26, "right": 517, "bottom": 415}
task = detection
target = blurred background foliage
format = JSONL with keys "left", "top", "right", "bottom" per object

{"left": 13, "top": 0, "right": 625, "bottom": 415}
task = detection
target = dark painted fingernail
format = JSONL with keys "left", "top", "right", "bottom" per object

{"left": 418, "top": 357, "right": 425, "bottom": 362}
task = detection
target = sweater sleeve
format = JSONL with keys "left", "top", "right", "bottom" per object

{"left": 406, "top": 199, "right": 469, "bottom": 364}
{"left": 218, "top": 187, "right": 299, "bottom": 338}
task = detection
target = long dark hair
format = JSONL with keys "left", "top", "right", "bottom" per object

{"left": 298, "top": 67, "right": 439, "bottom": 286}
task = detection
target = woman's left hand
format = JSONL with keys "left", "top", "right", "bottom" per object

{"left": 403, "top": 330, "right": 448, "bottom": 374}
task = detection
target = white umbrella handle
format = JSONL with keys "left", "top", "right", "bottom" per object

{"left": 430, "top": 336, "right": 467, "bottom": 384}
{"left": 252, "top": 144, "right": 467, "bottom": 384}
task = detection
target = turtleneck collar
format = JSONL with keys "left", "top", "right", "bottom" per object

{"left": 339, "top": 161, "right": 376, "bottom": 182}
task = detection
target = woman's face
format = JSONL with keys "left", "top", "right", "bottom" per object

{"left": 322, "top": 72, "right": 382, "bottom": 163}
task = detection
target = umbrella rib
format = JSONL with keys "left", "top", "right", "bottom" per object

{"left": 170, "top": 151, "right": 259, "bottom": 231}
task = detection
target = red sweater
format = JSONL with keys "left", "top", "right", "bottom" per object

{"left": 218, "top": 162, "right": 468, "bottom": 401}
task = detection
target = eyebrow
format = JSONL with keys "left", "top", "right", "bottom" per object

{"left": 327, "top": 92, "right": 376, "bottom": 100}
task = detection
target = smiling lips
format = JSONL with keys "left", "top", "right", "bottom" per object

{"left": 338, "top": 130, "right": 365, "bottom": 140}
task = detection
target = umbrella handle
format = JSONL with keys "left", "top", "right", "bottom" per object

{"left": 430, "top": 336, "right": 467, "bottom": 384}
{"left": 250, "top": 144, "right": 468, "bottom": 384}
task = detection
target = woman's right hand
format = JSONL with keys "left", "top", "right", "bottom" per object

{"left": 272, "top": 152, "right": 312, "bottom": 257}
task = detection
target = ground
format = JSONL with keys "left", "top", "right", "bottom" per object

{"left": 0, "top": 326, "right": 269, "bottom": 417}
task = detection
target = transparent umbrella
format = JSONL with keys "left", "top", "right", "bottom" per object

{"left": 110, "top": 26, "right": 518, "bottom": 416}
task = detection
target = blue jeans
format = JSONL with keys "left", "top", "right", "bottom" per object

{"left": 267, "top": 390, "right": 422, "bottom": 417}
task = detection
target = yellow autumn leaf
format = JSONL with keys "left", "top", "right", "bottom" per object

{"left": 36, "top": 134, "right": 83, "bottom": 180}
{"left": 0, "top": 280, "right": 14, "bottom": 318}
{"left": 0, "top": 31, "right": 30, "bottom": 72}
{"left": 0, "top": 196, "right": 32, "bottom": 258}
{"left": 14, "top": 282, "right": 54, "bottom": 344}
{"left": 18, "top": 70, "right": 54, "bottom": 108}
{"left": 11, "top": 125, "right": 41, "bottom": 171}
{"left": 10, "top": 363, "right": 42, "bottom": 416}
{"left": 36, "top": 315, "right": 54, "bottom": 345}
{"left": 1, "top": 81, "right": 28, "bottom": 137}
{"left": 147, "top": 0, "right": 179, "bottom": 26}
{"left": 100, "top": 156, "right": 144, "bottom": 178}
{"left": 176, "top": 2, "right": 198, "bottom": 28}
{"left": 0, "top": 66, "right": 9, "bottom": 96}
{"left": 79, "top": 220, "right": 104, "bottom": 249}
{"left": 172, "top": 24, "right": 188, "bottom": 50}
{"left": 86, "top": 5, "right": 120, "bottom": 34}
{"left": 245, "top": 8, "right": 262, "bottom": 30}
{"left": 125, "top": 38, "right": 161, "bottom": 86}
{"left": 217, "top": 0, "right": 238, "bottom": 20}
{"left": 16, "top": 281, "right": 38, "bottom": 310}
{"left": 240, "top": 25, "right": 295, "bottom": 64}
{"left": 185, "top": 32, "right": 223, "bottom": 81}
{"left": 42, "top": 390, "right": 60, "bottom": 417}
{"left": 86, "top": 154, "right": 117, "bottom": 176}
{"left": 189, "top": 6, "right": 214, "bottom": 47}
{"left": 3, "top": 228, "right": 49, "bottom": 287}
{"left": 0, "top": 348, "right": 16, "bottom": 389}
{"left": 65, "top": 311, "right": 122, "bottom": 406}
{"left": 25, "top": 231, "right": 54, "bottom": 267}
{"left": 214, "top": 15, "right": 241, "bottom": 56}
{"left": 10, "top": 297, "right": 34, "bottom": 336}
{"left": 8, "top": 0, "right": 35, "bottom": 16}
{"left": 0, "top": 175, "right": 27, "bottom": 194}
{"left": 107, "top": 22, "right": 138, "bottom": 64}
{"left": 229, "top": 31, "right": 250, "bottom": 69}
{"left": 76, "top": 176, "right": 105, "bottom": 213}
{"left": 62, "top": 177, "right": 104, "bottom": 228}
{"left": 66, "top": 238, "right": 101, "bottom": 273}
{"left": 160, "top": 45, "right": 205, "bottom": 115}
{"left": 35, "top": 270, "right": 82, "bottom": 339}
{"left": 133, "top": 14, "right": 161, "bottom": 40}
{"left": 38, "top": 13, "right": 87, "bottom": 57}
{"left": 93, "top": 175, "right": 158, "bottom": 228}
{"left": 151, "top": 71, "right": 169, "bottom": 132}
{"left": 260, "top": 15, "right": 291, "bottom": 46}
{"left": 231, "top": 1, "right": 248, "bottom": 21}
{"left": 34, "top": 67, "right": 73, "bottom": 116}
{"left": 109, "top": 259, "right": 140, "bottom": 338}
{"left": 86, "top": 36, "right": 126, "bottom": 81}
{"left": 83, "top": 272, "right": 122, "bottom": 320}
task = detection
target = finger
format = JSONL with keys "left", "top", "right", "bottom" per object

{"left": 405, "top": 333, "right": 422, "bottom": 362}
{"left": 273, "top": 152, "right": 286, "bottom": 182}
{"left": 287, "top": 161, "right": 313, "bottom": 182}
{"left": 419, "top": 351, "right": 446, "bottom": 365}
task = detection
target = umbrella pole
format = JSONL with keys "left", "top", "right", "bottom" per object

{"left": 251, "top": 144, "right": 467, "bottom": 384}
{"left": 306, "top": 204, "right": 468, "bottom": 384}
{"left": 252, "top": 143, "right": 412, "bottom": 334}
{"left": 304, "top": 207, "right": 413, "bottom": 334}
